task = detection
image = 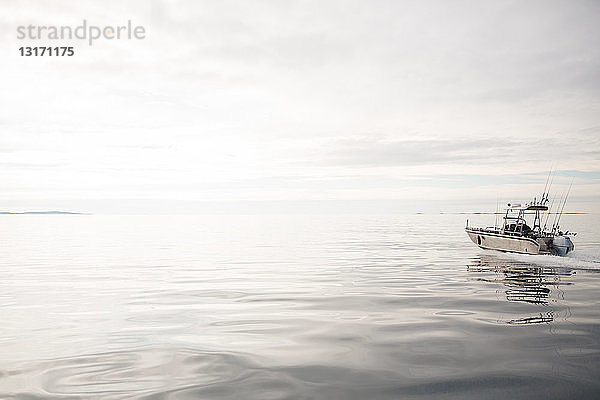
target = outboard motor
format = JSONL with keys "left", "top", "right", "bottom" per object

{"left": 552, "top": 235, "right": 574, "bottom": 256}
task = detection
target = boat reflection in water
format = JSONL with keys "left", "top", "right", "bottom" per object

{"left": 467, "top": 253, "right": 575, "bottom": 325}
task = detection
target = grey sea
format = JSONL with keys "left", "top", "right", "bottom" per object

{"left": 1, "top": 213, "right": 599, "bottom": 399}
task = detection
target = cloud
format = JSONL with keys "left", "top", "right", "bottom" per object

{"left": 323, "top": 137, "right": 516, "bottom": 167}
{"left": 1, "top": 0, "right": 599, "bottom": 211}
{"left": 322, "top": 134, "right": 600, "bottom": 168}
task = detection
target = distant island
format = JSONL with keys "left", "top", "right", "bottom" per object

{"left": 438, "top": 212, "right": 587, "bottom": 215}
{"left": 0, "top": 211, "right": 85, "bottom": 215}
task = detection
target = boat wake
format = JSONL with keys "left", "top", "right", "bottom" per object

{"left": 482, "top": 248, "right": 600, "bottom": 271}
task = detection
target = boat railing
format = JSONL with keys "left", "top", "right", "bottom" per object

{"left": 466, "top": 226, "right": 530, "bottom": 237}
{"left": 467, "top": 226, "right": 558, "bottom": 240}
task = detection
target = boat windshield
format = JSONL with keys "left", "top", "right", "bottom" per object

{"left": 505, "top": 222, "right": 532, "bottom": 233}
{"left": 502, "top": 209, "right": 530, "bottom": 234}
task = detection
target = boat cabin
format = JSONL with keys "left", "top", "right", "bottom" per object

{"left": 501, "top": 203, "right": 548, "bottom": 236}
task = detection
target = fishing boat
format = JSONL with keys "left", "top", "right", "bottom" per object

{"left": 465, "top": 181, "right": 575, "bottom": 256}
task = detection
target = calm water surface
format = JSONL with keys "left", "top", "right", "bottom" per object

{"left": 1, "top": 214, "right": 599, "bottom": 399}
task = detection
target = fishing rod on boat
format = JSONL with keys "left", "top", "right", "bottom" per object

{"left": 543, "top": 192, "right": 557, "bottom": 232}
{"left": 541, "top": 167, "right": 553, "bottom": 203}
{"left": 551, "top": 190, "right": 565, "bottom": 234}
{"left": 554, "top": 177, "right": 574, "bottom": 233}
{"left": 545, "top": 168, "right": 555, "bottom": 204}
{"left": 548, "top": 178, "right": 555, "bottom": 204}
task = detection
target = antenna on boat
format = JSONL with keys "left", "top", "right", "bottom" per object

{"left": 554, "top": 177, "right": 574, "bottom": 233}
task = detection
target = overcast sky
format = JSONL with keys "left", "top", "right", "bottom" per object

{"left": 1, "top": 0, "right": 599, "bottom": 213}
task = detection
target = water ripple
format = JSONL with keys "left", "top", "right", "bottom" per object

{"left": 1, "top": 214, "right": 599, "bottom": 399}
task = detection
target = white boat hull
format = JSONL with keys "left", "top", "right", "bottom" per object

{"left": 466, "top": 229, "right": 543, "bottom": 254}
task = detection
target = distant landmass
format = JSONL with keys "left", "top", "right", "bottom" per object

{"left": 437, "top": 212, "right": 587, "bottom": 215}
{"left": 0, "top": 211, "right": 85, "bottom": 215}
